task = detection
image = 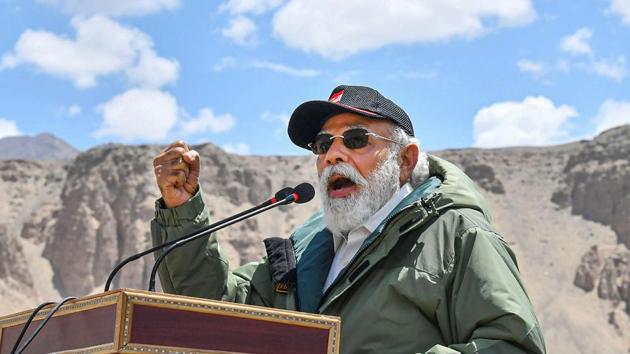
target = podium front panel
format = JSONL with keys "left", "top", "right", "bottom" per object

{"left": 0, "top": 289, "right": 340, "bottom": 354}
{"left": 0, "top": 292, "right": 123, "bottom": 354}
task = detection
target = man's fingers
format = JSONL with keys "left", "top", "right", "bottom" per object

{"left": 155, "top": 164, "right": 187, "bottom": 182}
{"left": 162, "top": 140, "right": 189, "bottom": 153}
{"left": 182, "top": 151, "right": 200, "bottom": 173}
{"left": 153, "top": 147, "right": 187, "bottom": 167}
{"left": 152, "top": 140, "right": 196, "bottom": 208}
{"left": 182, "top": 150, "right": 200, "bottom": 195}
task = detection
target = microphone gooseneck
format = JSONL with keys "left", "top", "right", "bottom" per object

{"left": 10, "top": 301, "right": 56, "bottom": 354}
{"left": 14, "top": 297, "right": 78, "bottom": 354}
{"left": 104, "top": 186, "right": 296, "bottom": 292}
{"left": 147, "top": 183, "right": 315, "bottom": 291}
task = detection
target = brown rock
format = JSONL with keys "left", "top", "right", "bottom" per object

{"left": 574, "top": 245, "right": 603, "bottom": 292}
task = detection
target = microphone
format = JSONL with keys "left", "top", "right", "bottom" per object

{"left": 147, "top": 182, "right": 315, "bottom": 291}
{"left": 104, "top": 186, "right": 297, "bottom": 292}
{"left": 292, "top": 182, "right": 315, "bottom": 204}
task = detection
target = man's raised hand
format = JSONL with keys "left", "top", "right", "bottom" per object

{"left": 153, "top": 141, "right": 200, "bottom": 208}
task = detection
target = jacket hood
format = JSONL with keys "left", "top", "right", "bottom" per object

{"left": 426, "top": 154, "right": 492, "bottom": 222}
{"left": 290, "top": 155, "right": 491, "bottom": 312}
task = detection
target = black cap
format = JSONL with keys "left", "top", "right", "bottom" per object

{"left": 288, "top": 85, "right": 414, "bottom": 150}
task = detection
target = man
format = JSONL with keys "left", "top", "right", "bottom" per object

{"left": 151, "top": 85, "right": 546, "bottom": 353}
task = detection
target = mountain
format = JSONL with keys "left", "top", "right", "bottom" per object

{"left": 0, "top": 126, "right": 629, "bottom": 353}
{"left": 0, "top": 133, "right": 79, "bottom": 160}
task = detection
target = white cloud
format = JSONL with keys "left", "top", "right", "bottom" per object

{"left": 517, "top": 59, "right": 546, "bottom": 78}
{"left": 180, "top": 108, "right": 235, "bottom": 135}
{"left": 520, "top": 33, "right": 627, "bottom": 82}
{"left": 1, "top": 16, "right": 178, "bottom": 89}
{"left": 272, "top": 0, "right": 536, "bottom": 59}
{"left": 213, "top": 56, "right": 237, "bottom": 72}
{"left": 95, "top": 89, "right": 236, "bottom": 141}
{"left": 560, "top": 28, "right": 593, "bottom": 57}
{"left": 250, "top": 60, "right": 319, "bottom": 77}
{"left": 473, "top": 96, "right": 577, "bottom": 148}
{"left": 591, "top": 57, "right": 628, "bottom": 81}
{"left": 219, "top": 0, "right": 283, "bottom": 15}
{"left": 212, "top": 57, "right": 319, "bottom": 78}
{"left": 594, "top": 99, "right": 630, "bottom": 133}
{"left": 95, "top": 89, "right": 178, "bottom": 141}
{"left": 67, "top": 104, "right": 81, "bottom": 116}
{"left": 609, "top": 0, "right": 630, "bottom": 26}
{"left": 0, "top": 118, "right": 22, "bottom": 139}
{"left": 222, "top": 142, "right": 250, "bottom": 155}
{"left": 0, "top": 54, "right": 19, "bottom": 69}
{"left": 39, "top": 0, "right": 179, "bottom": 17}
{"left": 222, "top": 16, "right": 257, "bottom": 46}
{"left": 125, "top": 50, "right": 179, "bottom": 88}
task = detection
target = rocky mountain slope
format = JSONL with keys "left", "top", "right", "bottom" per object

{"left": 1, "top": 126, "right": 629, "bottom": 353}
{"left": 0, "top": 133, "right": 79, "bottom": 160}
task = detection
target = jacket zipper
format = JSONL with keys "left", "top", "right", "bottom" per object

{"left": 318, "top": 192, "right": 443, "bottom": 309}
{"left": 318, "top": 201, "right": 420, "bottom": 305}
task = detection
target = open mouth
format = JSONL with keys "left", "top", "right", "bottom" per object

{"left": 327, "top": 174, "right": 358, "bottom": 198}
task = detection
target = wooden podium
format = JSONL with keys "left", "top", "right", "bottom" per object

{"left": 0, "top": 289, "right": 340, "bottom": 354}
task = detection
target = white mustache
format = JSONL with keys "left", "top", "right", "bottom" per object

{"left": 319, "top": 163, "right": 368, "bottom": 189}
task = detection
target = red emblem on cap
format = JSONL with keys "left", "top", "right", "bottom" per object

{"left": 329, "top": 90, "right": 344, "bottom": 103}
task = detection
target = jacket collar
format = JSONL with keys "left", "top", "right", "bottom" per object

{"left": 290, "top": 176, "right": 442, "bottom": 313}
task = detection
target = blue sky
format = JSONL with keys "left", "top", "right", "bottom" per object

{"left": 1, "top": 0, "right": 630, "bottom": 156}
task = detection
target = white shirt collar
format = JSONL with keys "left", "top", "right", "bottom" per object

{"left": 332, "top": 183, "right": 413, "bottom": 250}
{"left": 363, "top": 182, "right": 413, "bottom": 233}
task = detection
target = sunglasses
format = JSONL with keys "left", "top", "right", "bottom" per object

{"left": 308, "top": 128, "right": 402, "bottom": 155}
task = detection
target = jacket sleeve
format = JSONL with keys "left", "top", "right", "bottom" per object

{"left": 150, "top": 188, "right": 267, "bottom": 304}
{"left": 428, "top": 227, "right": 546, "bottom": 354}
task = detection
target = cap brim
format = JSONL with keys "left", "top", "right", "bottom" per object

{"left": 288, "top": 100, "right": 384, "bottom": 150}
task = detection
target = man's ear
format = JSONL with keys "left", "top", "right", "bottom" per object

{"left": 398, "top": 143, "right": 419, "bottom": 185}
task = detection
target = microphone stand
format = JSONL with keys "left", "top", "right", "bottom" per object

{"left": 104, "top": 190, "right": 292, "bottom": 292}
{"left": 147, "top": 193, "right": 297, "bottom": 291}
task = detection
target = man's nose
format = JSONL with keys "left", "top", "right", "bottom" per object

{"left": 324, "top": 138, "right": 349, "bottom": 166}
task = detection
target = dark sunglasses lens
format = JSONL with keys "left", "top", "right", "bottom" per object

{"left": 343, "top": 129, "right": 369, "bottom": 149}
{"left": 311, "top": 134, "right": 333, "bottom": 154}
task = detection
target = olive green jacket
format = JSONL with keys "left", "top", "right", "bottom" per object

{"left": 151, "top": 155, "right": 546, "bottom": 354}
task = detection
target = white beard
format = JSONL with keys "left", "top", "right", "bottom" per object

{"left": 319, "top": 149, "right": 401, "bottom": 236}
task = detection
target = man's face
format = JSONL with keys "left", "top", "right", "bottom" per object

{"left": 316, "top": 112, "right": 395, "bottom": 199}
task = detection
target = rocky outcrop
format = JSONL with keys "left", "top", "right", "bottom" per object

{"left": 463, "top": 163, "right": 505, "bottom": 194}
{"left": 41, "top": 143, "right": 318, "bottom": 296}
{"left": 548, "top": 125, "right": 630, "bottom": 320}
{"left": 556, "top": 125, "right": 630, "bottom": 247}
{"left": 0, "top": 159, "right": 67, "bottom": 314}
{"left": 575, "top": 245, "right": 630, "bottom": 315}
{"left": 0, "top": 224, "right": 32, "bottom": 287}
{"left": 575, "top": 245, "right": 604, "bottom": 292}
{"left": 598, "top": 250, "right": 630, "bottom": 305}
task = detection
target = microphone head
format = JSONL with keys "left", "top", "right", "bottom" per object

{"left": 293, "top": 182, "right": 315, "bottom": 204}
{"left": 274, "top": 187, "right": 295, "bottom": 201}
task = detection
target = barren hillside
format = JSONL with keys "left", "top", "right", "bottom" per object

{"left": 0, "top": 126, "right": 629, "bottom": 353}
